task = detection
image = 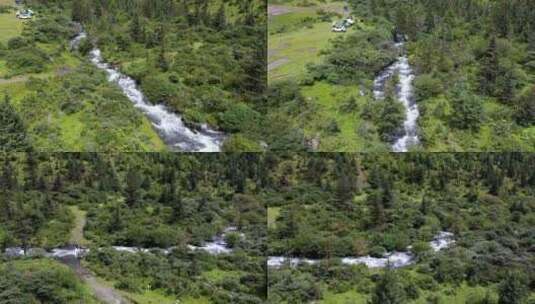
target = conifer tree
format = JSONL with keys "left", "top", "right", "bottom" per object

{"left": 498, "top": 272, "right": 528, "bottom": 304}
{"left": 479, "top": 36, "right": 499, "bottom": 96}
{"left": 0, "top": 94, "right": 30, "bottom": 151}
{"left": 370, "top": 268, "right": 407, "bottom": 304}
{"left": 213, "top": 3, "right": 226, "bottom": 30}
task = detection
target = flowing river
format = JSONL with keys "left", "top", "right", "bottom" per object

{"left": 268, "top": 231, "right": 454, "bottom": 269}
{"left": 373, "top": 39, "right": 420, "bottom": 152}
{"left": 4, "top": 227, "right": 240, "bottom": 259}
{"left": 70, "top": 31, "right": 225, "bottom": 152}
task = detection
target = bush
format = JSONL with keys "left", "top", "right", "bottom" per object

{"left": 218, "top": 103, "right": 261, "bottom": 133}
{"left": 140, "top": 74, "right": 177, "bottom": 104}
{"left": 77, "top": 38, "right": 93, "bottom": 56}
{"left": 222, "top": 134, "right": 262, "bottom": 152}
{"left": 513, "top": 85, "right": 535, "bottom": 126}
{"left": 6, "top": 47, "right": 49, "bottom": 74}
{"left": 7, "top": 37, "right": 28, "bottom": 50}
{"left": 414, "top": 74, "right": 444, "bottom": 102}
{"left": 369, "top": 246, "right": 387, "bottom": 258}
{"left": 412, "top": 241, "right": 432, "bottom": 259}
{"left": 29, "top": 16, "right": 74, "bottom": 42}
{"left": 224, "top": 232, "right": 241, "bottom": 248}
{"left": 325, "top": 119, "right": 340, "bottom": 134}
{"left": 376, "top": 97, "right": 405, "bottom": 142}
{"left": 114, "top": 276, "right": 142, "bottom": 293}
{"left": 449, "top": 85, "right": 484, "bottom": 131}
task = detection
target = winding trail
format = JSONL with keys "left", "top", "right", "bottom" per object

{"left": 60, "top": 255, "right": 131, "bottom": 304}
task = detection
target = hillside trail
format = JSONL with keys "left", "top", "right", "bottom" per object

{"left": 61, "top": 206, "right": 132, "bottom": 304}
{"left": 60, "top": 255, "right": 132, "bottom": 304}
{"left": 0, "top": 75, "right": 28, "bottom": 85}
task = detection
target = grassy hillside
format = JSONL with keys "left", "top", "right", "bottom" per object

{"left": 267, "top": 0, "right": 535, "bottom": 151}
{"left": 0, "top": 3, "right": 165, "bottom": 151}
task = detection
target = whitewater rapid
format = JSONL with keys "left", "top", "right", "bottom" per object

{"left": 4, "top": 227, "right": 240, "bottom": 259}
{"left": 373, "top": 41, "right": 420, "bottom": 152}
{"left": 268, "top": 231, "right": 454, "bottom": 269}
{"left": 70, "top": 31, "right": 225, "bottom": 152}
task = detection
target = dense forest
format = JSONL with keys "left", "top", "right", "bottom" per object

{"left": 0, "top": 0, "right": 268, "bottom": 151}
{"left": 268, "top": 0, "right": 535, "bottom": 151}
{"left": 0, "top": 153, "right": 267, "bottom": 303}
{"left": 0, "top": 153, "right": 534, "bottom": 303}
{"left": 266, "top": 153, "right": 535, "bottom": 303}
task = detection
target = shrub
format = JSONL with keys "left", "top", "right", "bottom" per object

{"left": 114, "top": 276, "right": 142, "bottom": 293}
{"left": 448, "top": 84, "right": 484, "bottom": 131}
{"left": 414, "top": 74, "right": 444, "bottom": 102}
{"left": 412, "top": 241, "right": 432, "bottom": 259}
{"left": 222, "top": 134, "right": 262, "bottom": 152}
{"left": 513, "top": 85, "right": 535, "bottom": 126}
{"left": 325, "top": 119, "right": 340, "bottom": 134}
{"left": 77, "top": 38, "right": 93, "bottom": 56}
{"left": 140, "top": 74, "right": 177, "bottom": 104}
{"left": 7, "top": 37, "right": 28, "bottom": 50}
{"left": 6, "top": 47, "right": 49, "bottom": 74}
{"left": 369, "top": 246, "right": 387, "bottom": 258}
{"left": 218, "top": 103, "right": 261, "bottom": 133}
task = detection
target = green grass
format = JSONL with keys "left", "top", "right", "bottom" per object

{"left": 122, "top": 290, "right": 178, "bottom": 304}
{"left": 320, "top": 282, "right": 498, "bottom": 304}
{"left": 321, "top": 289, "right": 368, "bottom": 304}
{"left": 179, "top": 296, "right": 212, "bottom": 304}
{"left": 269, "top": 22, "right": 338, "bottom": 82}
{"left": 268, "top": 207, "right": 281, "bottom": 228}
{"left": 1, "top": 259, "right": 101, "bottom": 304}
{"left": 91, "top": 275, "right": 178, "bottom": 304}
{"left": 68, "top": 205, "right": 90, "bottom": 247}
{"left": 0, "top": 11, "right": 24, "bottom": 44}
{"left": 268, "top": 1, "right": 346, "bottom": 82}
{"left": 300, "top": 82, "right": 388, "bottom": 151}
{"left": 59, "top": 113, "right": 87, "bottom": 150}
{"left": 0, "top": 60, "right": 7, "bottom": 77}
{"left": 202, "top": 268, "right": 243, "bottom": 282}
{"left": 139, "top": 118, "right": 167, "bottom": 151}
{"left": 418, "top": 94, "right": 535, "bottom": 151}
{"left": 413, "top": 283, "right": 494, "bottom": 304}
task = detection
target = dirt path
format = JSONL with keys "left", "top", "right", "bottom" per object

{"left": 268, "top": 58, "right": 290, "bottom": 71}
{"left": 0, "top": 75, "right": 28, "bottom": 85}
{"left": 83, "top": 275, "right": 131, "bottom": 304}
{"left": 268, "top": 2, "right": 347, "bottom": 17}
{"left": 63, "top": 206, "right": 130, "bottom": 304}
{"left": 59, "top": 256, "right": 131, "bottom": 304}
{"left": 69, "top": 205, "right": 90, "bottom": 247}
{"left": 268, "top": 5, "right": 294, "bottom": 17}
{"left": 0, "top": 68, "right": 75, "bottom": 86}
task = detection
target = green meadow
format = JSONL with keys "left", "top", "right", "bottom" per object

{"left": 268, "top": 0, "right": 390, "bottom": 151}
{"left": 0, "top": 4, "right": 165, "bottom": 151}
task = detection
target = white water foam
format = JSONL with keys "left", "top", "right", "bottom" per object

{"left": 69, "top": 30, "right": 224, "bottom": 152}
{"left": 4, "top": 227, "right": 240, "bottom": 258}
{"left": 373, "top": 42, "right": 420, "bottom": 152}
{"left": 88, "top": 49, "right": 225, "bottom": 152}
{"left": 268, "top": 231, "right": 455, "bottom": 269}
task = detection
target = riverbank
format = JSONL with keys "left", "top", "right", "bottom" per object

{"left": 0, "top": 6, "right": 166, "bottom": 151}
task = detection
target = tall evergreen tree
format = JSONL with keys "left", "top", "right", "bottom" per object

{"left": 124, "top": 167, "right": 142, "bottom": 206}
{"left": 0, "top": 94, "right": 30, "bottom": 151}
{"left": 479, "top": 36, "right": 499, "bottom": 96}
{"left": 498, "top": 272, "right": 528, "bottom": 304}
{"left": 212, "top": 3, "right": 226, "bottom": 30}
{"left": 369, "top": 268, "right": 407, "bottom": 304}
